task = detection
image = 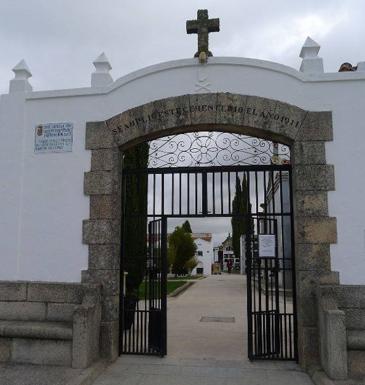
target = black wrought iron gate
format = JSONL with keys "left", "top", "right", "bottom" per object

{"left": 245, "top": 188, "right": 297, "bottom": 360}
{"left": 120, "top": 134, "right": 297, "bottom": 360}
{"left": 120, "top": 217, "right": 167, "bottom": 356}
{"left": 247, "top": 217, "right": 283, "bottom": 359}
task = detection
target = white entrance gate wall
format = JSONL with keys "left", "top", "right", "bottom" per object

{"left": 0, "top": 53, "right": 365, "bottom": 379}
{"left": 0, "top": 57, "right": 364, "bottom": 285}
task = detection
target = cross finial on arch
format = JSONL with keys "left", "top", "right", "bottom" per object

{"left": 186, "top": 9, "right": 220, "bottom": 58}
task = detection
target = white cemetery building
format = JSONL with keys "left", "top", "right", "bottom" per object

{"left": 0, "top": 8, "right": 365, "bottom": 382}
{"left": 191, "top": 233, "right": 213, "bottom": 275}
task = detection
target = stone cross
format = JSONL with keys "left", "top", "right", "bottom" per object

{"left": 186, "top": 9, "right": 220, "bottom": 58}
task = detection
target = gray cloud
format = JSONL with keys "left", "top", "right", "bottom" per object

{"left": 168, "top": 217, "right": 231, "bottom": 247}
{"left": 1, "top": 1, "right": 347, "bottom": 243}
{"left": 0, "top": 0, "right": 363, "bottom": 93}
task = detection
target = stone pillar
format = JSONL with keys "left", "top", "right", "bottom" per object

{"left": 293, "top": 111, "right": 337, "bottom": 368}
{"left": 324, "top": 309, "right": 348, "bottom": 378}
{"left": 82, "top": 121, "right": 120, "bottom": 361}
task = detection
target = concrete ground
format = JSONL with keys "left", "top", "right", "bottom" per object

{"left": 0, "top": 359, "right": 104, "bottom": 385}
{"left": 92, "top": 274, "right": 314, "bottom": 385}
{"left": 0, "top": 363, "right": 83, "bottom": 385}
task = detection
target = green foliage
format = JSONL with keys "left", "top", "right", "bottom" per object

{"left": 168, "top": 275, "right": 204, "bottom": 280}
{"left": 181, "top": 220, "right": 192, "bottom": 233}
{"left": 168, "top": 226, "right": 197, "bottom": 275}
{"left": 184, "top": 256, "right": 199, "bottom": 272}
{"left": 138, "top": 280, "right": 187, "bottom": 299}
{"left": 231, "top": 175, "right": 250, "bottom": 260}
{"left": 123, "top": 142, "right": 149, "bottom": 300}
{"left": 167, "top": 241, "right": 176, "bottom": 271}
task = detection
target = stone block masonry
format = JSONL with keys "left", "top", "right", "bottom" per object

{"left": 0, "top": 281, "right": 101, "bottom": 368}
{"left": 318, "top": 284, "right": 365, "bottom": 380}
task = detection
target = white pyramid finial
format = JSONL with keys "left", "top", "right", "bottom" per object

{"left": 357, "top": 61, "right": 365, "bottom": 72}
{"left": 300, "top": 37, "right": 320, "bottom": 58}
{"left": 91, "top": 52, "right": 113, "bottom": 87}
{"left": 93, "top": 52, "right": 112, "bottom": 71}
{"left": 299, "top": 37, "right": 323, "bottom": 74}
{"left": 9, "top": 59, "right": 33, "bottom": 93}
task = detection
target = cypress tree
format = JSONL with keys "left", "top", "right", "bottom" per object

{"left": 168, "top": 226, "right": 197, "bottom": 276}
{"left": 123, "top": 142, "right": 149, "bottom": 301}
{"left": 182, "top": 220, "right": 192, "bottom": 233}
{"left": 231, "top": 175, "right": 249, "bottom": 261}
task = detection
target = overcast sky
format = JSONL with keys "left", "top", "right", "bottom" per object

{"left": 0, "top": 0, "right": 363, "bottom": 94}
{"left": 1, "top": 1, "right": 360, "bottom": 245}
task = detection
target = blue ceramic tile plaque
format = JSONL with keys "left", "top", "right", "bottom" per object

{"left": 34, "top": 122, "right": 73, "bottom": 153}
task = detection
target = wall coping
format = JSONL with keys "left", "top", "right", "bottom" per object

{"left": 15, "top": 57, "right": 365, "bottom": 101}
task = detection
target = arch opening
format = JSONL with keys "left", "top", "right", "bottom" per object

{"left": 84, "top": 94, "right": 335, "bottom": 369}
{"left": 119, "top": 129, "right": 297, "bottom": 360}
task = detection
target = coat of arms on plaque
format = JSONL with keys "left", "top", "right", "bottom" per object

{"left": 36, "top": 125, "right": 43, "bottom": 136}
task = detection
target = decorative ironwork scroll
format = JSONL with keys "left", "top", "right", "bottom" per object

{"left": 148, "top": 132, "right": 290, "bottom": 168}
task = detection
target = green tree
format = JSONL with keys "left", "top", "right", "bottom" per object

{"left": 167, "top": 241, "right": 176, "bottom": 272}
{"left": 168, "top": 226, "right": 197, "bottom": 275}
{"left": 231, "top": 175, "right": 250, "bottom": 260}
{"left": 123, "top": 142, "right": 149, "bottom": 301}
{"left": 185, "top": 256, "right": 199, "bottom": 272}
{"left": 181, "top": 220, "right": 192, "bottom": 233}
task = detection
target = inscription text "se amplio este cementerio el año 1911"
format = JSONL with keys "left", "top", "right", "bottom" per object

{"left": 115, "top": 103, "right": 303, "bottom": 133}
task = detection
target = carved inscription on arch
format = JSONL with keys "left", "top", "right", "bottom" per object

{"left": 113, "top": 103, "right": 303, "bottom": 133}
{"left": 106, "top": 93, "right": 307, "bottom": 146}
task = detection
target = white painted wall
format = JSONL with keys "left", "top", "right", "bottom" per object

{"left": 192, "top": 237, "right": 213, "bottom": 276}
{"left": 1, "top": 56, "right": 365, "bottom": 283}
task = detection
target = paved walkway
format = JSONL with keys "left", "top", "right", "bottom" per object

{"left": 92, "top": 275, "right": 313, "bottom": 385}
{"left": 0, "top": 363, "right": 84, "bottom": 385}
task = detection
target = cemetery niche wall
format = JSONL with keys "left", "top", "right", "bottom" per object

{"left": 0, "top": 36, "right": 365, "bottom": 380}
